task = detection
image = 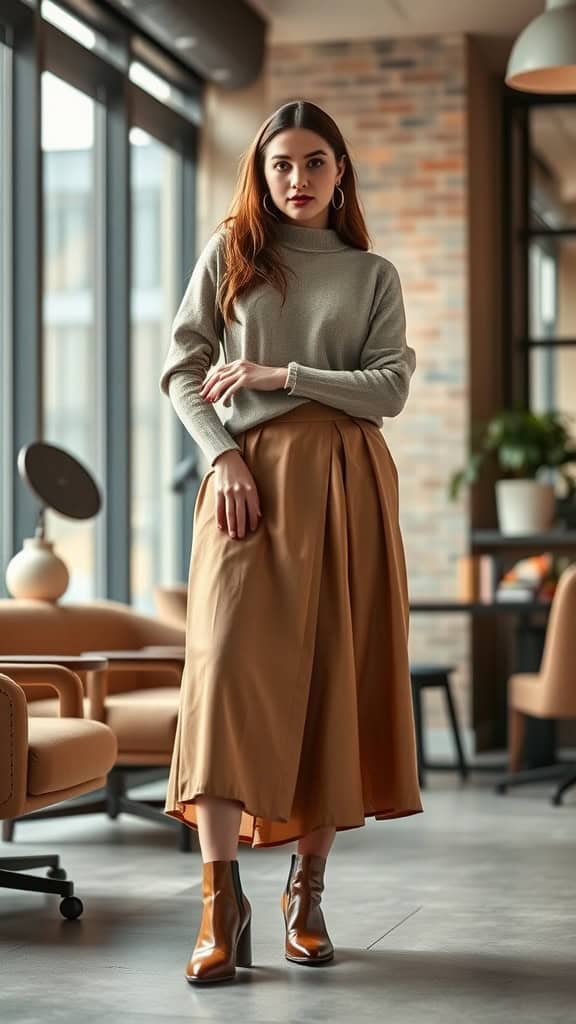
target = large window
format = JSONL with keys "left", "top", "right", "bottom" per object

{"left": 42, "top": 72, "right": 101, "bottom": 601}
{"left": 505, "top": 98, "right": 576, "bottom": 428}
{"left": 529, "top": 106, "right": 576, "bottom": 425}
{"left": 1, "top": 0, "right": 201, "bottom": 603}
{"left": 130, "top": 127, "right": 181, "bottom": 611}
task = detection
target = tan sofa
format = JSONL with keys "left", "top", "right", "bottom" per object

{"left": 154, "top": 583, "right": 187, "bottom": 628}
{"left": 0, "top": 664, "right": 117, "bottom": 917}
{"left": 0, "top": 599, "right": 192, "bottom": 849}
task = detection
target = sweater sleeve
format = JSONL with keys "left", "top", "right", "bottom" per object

{"left": 284, "top": 260, "right": 415, "bottom": 419}
{"left": 159, "top": 231, "right": 242, "bottom": 467}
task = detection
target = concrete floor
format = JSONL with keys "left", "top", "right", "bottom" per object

{"left": 1, "top": 771, "right": 575, "bottom": 1024}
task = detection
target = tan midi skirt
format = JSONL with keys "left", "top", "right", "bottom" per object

{"left": 165, "top": 399, "right": 423, "bottom": 847}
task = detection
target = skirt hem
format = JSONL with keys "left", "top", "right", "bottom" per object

{"left": 164, "top": 788, "right": 424, "bottom": 849}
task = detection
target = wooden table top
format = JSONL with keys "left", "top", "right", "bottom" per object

{"left": 0, "top": 654, "right": 109, "bottom": 671}
{"left": 82, "top": 648, "right": 185, "bottom": 662}
{"left": 141, "top": 645, "right": 186, "bottom": 657}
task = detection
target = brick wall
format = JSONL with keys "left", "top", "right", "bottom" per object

{"left": 266, "top": 35, "right": 471, "bottom": 744}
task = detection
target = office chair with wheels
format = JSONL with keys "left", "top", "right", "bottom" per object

{"left": 495, "top": 564, "right": 576, "bottom": 804}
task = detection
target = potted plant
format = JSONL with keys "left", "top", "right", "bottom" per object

{"left": 449, "top": 408, "right": 576, "bottom": 536}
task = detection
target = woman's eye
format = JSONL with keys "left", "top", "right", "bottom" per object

{"left": 273, "top": 159, "right": 323, "bottom": 171}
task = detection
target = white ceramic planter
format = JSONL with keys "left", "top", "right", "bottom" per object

{"left": 5, "top": 537, "right": 69, "bottom": 601}
{"left": 495, "top": 479, "right": 556, "bottom": 536}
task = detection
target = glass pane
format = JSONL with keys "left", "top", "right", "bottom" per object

{"left": 529, "top": 345, "right": 576, "bottom": 494}
{"left": 42, "top": 72, "right": 101, "bottom": 601}
{"left": 129, "top": 62, "right": 199, "bottom": 122}
{"left": 530, "top": 105, "right": 576, "bottom": 229}
{"left": 529, "top": 347, "right": 576, "bottom": 418}
{"left": 528, "top": 237, "right": 576, "bottom": 339}
{"left": 130, "top": 127, "right": 180, "bottom": 613}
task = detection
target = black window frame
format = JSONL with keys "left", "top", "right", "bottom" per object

{"left": 503, "top": 87, "right": 576, "bottom": 410}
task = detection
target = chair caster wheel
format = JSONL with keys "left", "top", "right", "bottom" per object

{"left": 59, "top": 896, "right": 83, "bottom": 920}
{"left": 47, "top": 867, "right": 67, "bottom": 880}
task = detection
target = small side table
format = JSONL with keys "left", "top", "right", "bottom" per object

{"left": 79, "top": 647, "right": 183, "bottom": 712}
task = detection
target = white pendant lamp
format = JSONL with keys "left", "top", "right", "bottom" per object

{"left": 506, "top": 0, "right": 576, "bottom": 93}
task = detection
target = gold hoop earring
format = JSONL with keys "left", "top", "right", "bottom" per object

{"left": 263, "top": 193, "right": 279, "bottom": 220}
{"left": 331, "top": 185, "right": 344, "bottom": 210}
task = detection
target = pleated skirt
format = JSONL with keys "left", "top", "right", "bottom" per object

{"left": 164, "top": 400, "right": 423, "bottom": 847}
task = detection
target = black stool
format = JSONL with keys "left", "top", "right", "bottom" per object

{"left": 410, "top": 665, "right": 469, "bottom": 787}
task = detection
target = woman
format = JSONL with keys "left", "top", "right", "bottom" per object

{"left": 159, "top": 99, "right": 423, "bottom": 985}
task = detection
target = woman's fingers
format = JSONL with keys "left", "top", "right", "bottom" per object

{"left": 201, "top": 365, "right": 239, "bottom": 400}
{"left": 220, "top": 492, "right": 261, "bottom": 539}
{"left": 234, "top": 487, "right": 246, "bottom": 539}
{"left": 225, "top": 490, "right": 238, "bottom": 538}
{"left": 212, "top": 453, "right": 263, "bottom": 539}
{"left": 216, "top": 490, "right": 227, "bottom": 531}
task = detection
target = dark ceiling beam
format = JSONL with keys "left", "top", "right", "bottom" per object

{"left": 102, "top": 0, "right": 268, "bottom": 89}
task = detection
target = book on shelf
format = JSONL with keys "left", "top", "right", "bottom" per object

{"left": 495, "top": 586, "right": 535, "bottom": 602}
{"left": 496, "top": 553, "right": 556, "bottom": 603}
{"left": 479, "top": 554, "right": 497, "bottom": 602}
{"left": 457, "top": 552, "right": 560, "bottom": 603}
{"left": 457, "top": 554, "right": 497, "bottom": 602}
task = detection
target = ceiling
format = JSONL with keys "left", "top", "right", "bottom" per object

{"left": 249, "top": 0, "right": 544, "bottom": 45}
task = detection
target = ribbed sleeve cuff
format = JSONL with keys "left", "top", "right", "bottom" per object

{"left": 285, "top": 361, "right": 299, "bottom": 394}
{"left": 208, "top": 438, "right": 242, "bottom": 467}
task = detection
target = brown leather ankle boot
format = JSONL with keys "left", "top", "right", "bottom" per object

{"left": 281, "top": 852, "right": 334, "bottom": 965}
{"left": 185, "top": 859, "right": 252, "bottom": 984}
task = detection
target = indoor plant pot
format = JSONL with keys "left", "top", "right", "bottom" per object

{"left": 494, "top": 479, "right": 556, "bottom": 535}
{"left": 449, "top": 408, "right": 576, "bottom": 536}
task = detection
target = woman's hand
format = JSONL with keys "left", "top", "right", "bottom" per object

{"left": 212, "top": 450, "right": 262, "bottom": 540}
{"left": 200, "top": 360, "right": 287, "bottom": 407}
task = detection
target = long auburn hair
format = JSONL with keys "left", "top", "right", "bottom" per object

{"left": 214, "top": 100, "right": 372, "bottom": 327}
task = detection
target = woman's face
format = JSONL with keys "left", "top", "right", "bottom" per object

{"left": 263, "top": 128, "right": 346, "bottom": 229}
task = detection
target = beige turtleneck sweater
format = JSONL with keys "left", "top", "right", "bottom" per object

{"left": 160, "top": 221, "right": 415, "bottom": 466}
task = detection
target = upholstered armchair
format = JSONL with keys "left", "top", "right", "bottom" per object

{"left": 0, "top": 664, "right": 117, "bottom": 917}
{"left": 0, "top": 599, "right": 191, "bottom": 849}
{"left": 496, "top": 564, "right": 576, "bottom": 804}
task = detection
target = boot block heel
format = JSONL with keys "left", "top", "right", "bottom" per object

{"left": 236, "top": 916, "right": 252, "bottom": 968}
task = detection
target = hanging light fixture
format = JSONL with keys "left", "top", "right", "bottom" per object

{"left": 506, "top": 0, "right": 576, "bottom": 93}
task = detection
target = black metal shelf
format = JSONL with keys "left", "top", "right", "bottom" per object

{"left": 410, "top": 599, "right": 551, "bottom": 614}
{"left": 471, "top": 530, "right": 576, "bottom": 552}
{"left": 522, "top": 227, "right": 576, "bottom": 237}
{"left": 518, "top": 337, "right": 576, "bottom": 348}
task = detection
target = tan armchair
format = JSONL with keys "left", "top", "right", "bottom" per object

{"left": 0, "top": 664, "right": 116, "bottom": 917}
{"left": 496, "top": 564, "right": 576, "bottom": 804}
{"left": 154, "top": 583, "right": 187, "bottom": 628}
{"left": 0, "top": 599, "right": 190, "bottom": 848}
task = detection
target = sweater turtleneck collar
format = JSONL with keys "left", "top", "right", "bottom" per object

{"left": 273, "top": 219, "right": 349, "bottom": 253}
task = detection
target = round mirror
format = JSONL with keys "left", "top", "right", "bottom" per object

{"left": 17, "top": 442, "right": 102, "bottom": 520}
